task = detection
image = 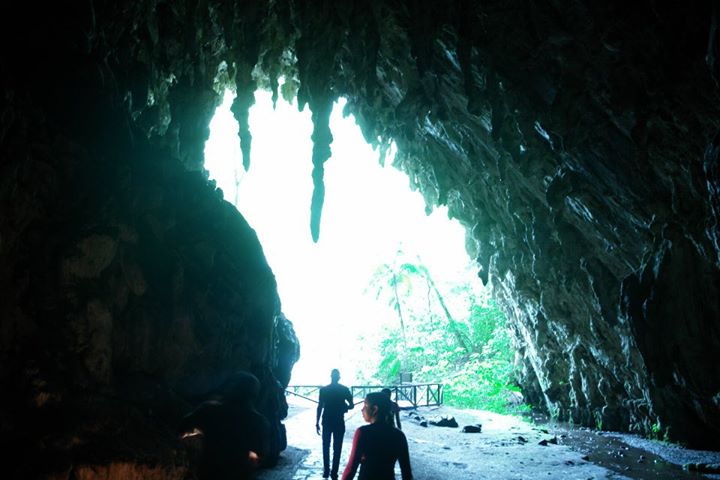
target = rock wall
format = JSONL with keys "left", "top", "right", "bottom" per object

{"left": 353, "top": 2, "right": 720, "bottom": 448}
{"left": 0, "top": 4, "right": 299, "bottom": 477}
{"left": 1, "top": 0, "right": 719, "bottom": 470}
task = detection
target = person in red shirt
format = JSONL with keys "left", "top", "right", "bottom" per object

{"left": 341, "top": 392, "right": 413, "bottom": 480}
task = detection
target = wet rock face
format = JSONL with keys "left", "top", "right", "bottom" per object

{"left": 0, "top": 0, "right": 719, "bottom": 467}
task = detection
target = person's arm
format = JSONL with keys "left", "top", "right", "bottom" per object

{"left": 316, "top": 390, "right": 324, "bottom": 435}
{"left": 252, "top": 413, "right": 272, "bottom": 466}
{"left": 341, "top": 428, "right": 363, "bottom": 480}
{"left": 177, "top": 403, "right": 208, "bottom": 437}
{"left": 345, "top": 388, "right": 354, "bottom": 410}
{"left": 398, "top": 432, "right": 413, "bottom": 480}
{"left": 395, "top": 407, "right": 402, "bottom": 430}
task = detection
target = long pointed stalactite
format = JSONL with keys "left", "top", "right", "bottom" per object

{"left": 294, "top": 0, "right": 345, "bottom": 242}
{"left": 228, "top": 2, "right": 263, "bottom": 172}
{"left": 309, "top": 96, "right": 333, "bottom": 242}
{"left": 231, "top": 67, "right": 256, "bottom": 172}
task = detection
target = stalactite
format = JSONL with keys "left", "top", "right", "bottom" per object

{"left": 231, "top": 62, "right": 256, "bottom": 171}
{"left": 260, "top": 1, "right": 294, "bottom": 111}
{"left": 229, "top": 2, "right": 263, "bottom": 171}
{"left": 294, "top": 0, "right": 346, "bottom": 241}
{"left": 309, "top": 96, "right": 333, "bottom": 242}
{"left": 270, "top": 69, "right": 280, "bottom": 109}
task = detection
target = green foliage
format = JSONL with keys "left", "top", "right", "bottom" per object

{"left": 649, "top": 419, "right": 671, "bottom": 443}
{"left": 366, "top": 252, "right": 529, "bottom": 415}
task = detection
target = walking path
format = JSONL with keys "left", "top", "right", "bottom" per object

{"left": 258, "top": 399, "right": 720, "bottom": 480}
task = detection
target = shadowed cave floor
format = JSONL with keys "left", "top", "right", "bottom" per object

{"left": 256, "top": 400, "right": 720, "bottom": 480}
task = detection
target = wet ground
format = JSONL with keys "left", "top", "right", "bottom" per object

{"left": 257, "top": 399, "right": 720, "bottom": 480}
{"left": 550, "top": 424, "right": 720, "bottom": 480}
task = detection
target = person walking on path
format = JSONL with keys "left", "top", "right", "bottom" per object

{"left": 341, "top": 391, "right": 412, "bottom": 480}
{"left": 381, "top": 388, "right": 402, "bottom": 430}
{"left": 317, "top": 368, "right": 354, "bottom": 479}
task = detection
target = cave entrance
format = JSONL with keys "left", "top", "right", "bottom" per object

{"left": 204, "top": 89, "right": 518, "bottom": 413}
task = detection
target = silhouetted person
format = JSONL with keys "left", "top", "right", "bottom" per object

{"left": 178, "top": 372, "right": 271, "bottom": 480}
{"left": 381, "top": 388, "right": 402, "bottom": 430}
{"left": 342, "top": 391, "right": 412, "bottom": 480}
{"left": 316, "top": 368, "right": 354, "bottom": 479}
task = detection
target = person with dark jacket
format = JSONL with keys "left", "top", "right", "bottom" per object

{"left": 381, "top": 387, "right": 402, "bottom": 430}
{"left": 178, "top": 372, "right": 270, "bottom": 480}
{"left": 316, "top": 369, "right": 354, "bottom": 479}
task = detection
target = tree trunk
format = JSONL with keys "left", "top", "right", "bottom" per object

{"left": 423, "top": 269, "right": 470, "bottom": 353}
{"left": 392, "top": 271, "right": 408, "bottom": 348}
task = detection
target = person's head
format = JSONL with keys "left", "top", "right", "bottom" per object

{"left": 381, "top": 388, "right": 392, "bottom": 399}
{"left": 219, "top": 371, "right": 260, "bottom": 404}
{"left": 330, "top": 369, "right": 340, "bottom": 383}
{"left": 362, "top": 392, "right": 393, "bottom": 425}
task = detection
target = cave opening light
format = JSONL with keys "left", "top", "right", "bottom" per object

{"left": 204, "top": 88, "right": 481, "bottom": 386}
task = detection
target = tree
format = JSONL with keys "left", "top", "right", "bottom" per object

{"left": 404, "top": 258, "right": 471, "bottom": 354}
{"left": 367, "top": 254, "right": 416, "bottom": 349}
{"left": 366, "top": 250, "right": 527, "bottom": 413}
{"left": 369, "top": 253, "right": 471, "bottom": 354}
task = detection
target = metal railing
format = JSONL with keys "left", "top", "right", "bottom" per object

{"left": 286, "top": 383, "right": 443, "bottom": 409}
{"left": 285, "top": 385, "right": 323, "bottom": 403}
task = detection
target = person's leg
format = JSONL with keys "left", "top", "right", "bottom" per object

{"left": 330, "top": 423, "right": 346, "bottom": 479}
{"left": 322, "top": 425, "right": 332, "bottom": 478}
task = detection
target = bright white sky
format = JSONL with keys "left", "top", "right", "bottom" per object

{"left": 205, "top": 88, "right": 476, "bottom": 385}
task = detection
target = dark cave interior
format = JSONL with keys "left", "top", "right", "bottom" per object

{"left": 1, "top": 1, "right": 719, "bottom": 478}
